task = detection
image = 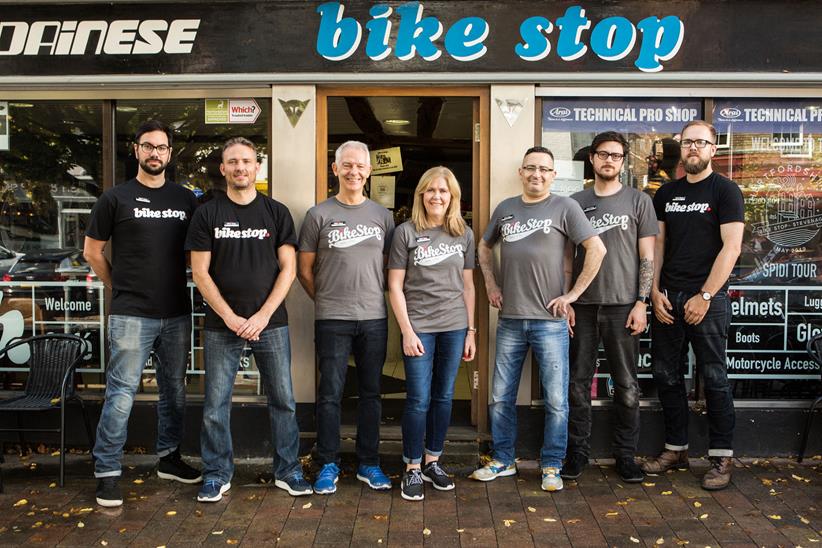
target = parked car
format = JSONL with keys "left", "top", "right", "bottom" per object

{"left": 0, "top": 245, "right": 23, "bottom": 276}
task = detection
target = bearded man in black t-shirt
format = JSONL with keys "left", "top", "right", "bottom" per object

{"left": 85, "top": 120, "right": 201, "bottom": 508}
{"left": 644, "top": 120, "right": 745, "bottom": 491}
{"left": 186, "top": 137, "right": 311, "bottom": 502}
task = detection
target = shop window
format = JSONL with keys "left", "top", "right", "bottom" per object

{"left": 541, "top": 97, "right": 703, "bottom": 400}
{"left": 0, "top": 101, "right": 104, "bottom": 390}
{"left": 114, "top": 98, "right": 271, "bottom": 397}
{"left": 714, "top": 99, "right": 822, "bottom": 400}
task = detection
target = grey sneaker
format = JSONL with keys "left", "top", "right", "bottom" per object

{"left": 470, "top": 460, "right": 517, "bottom": 482}
{"left": 401, "top": 468, "right": 424, "bottom": 501}
{"left": 421, "top": 461, "right": 454, "bottom": 491}
{"left": 541, "top": 467, "right": 563, "bottom": 492}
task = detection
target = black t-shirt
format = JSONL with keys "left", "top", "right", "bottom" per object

{"left": 85, "top": 178, "right": 199, "bottom": 318}
{"left": 184, "top": 192, "right": 297, "bottom": 331}
{"left": 653, "top": 172, "right": 745, "bottom": 293}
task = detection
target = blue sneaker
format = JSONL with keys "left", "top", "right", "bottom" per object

{"left": 197, "top": 479, "right": 231, "bottom": 502}
{"left": 314, "top": 463, "right": 340, "bottom": 494}
{"left": 356, "top": 465, "right": 391, "bottom": 490}
{"left": 275, "top": 472, "right": 313, "bottom": 496}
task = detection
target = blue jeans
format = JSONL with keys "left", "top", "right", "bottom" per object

{"left": 201, "top": 326, "right": 301, "bottom": 483}
{"left": 401, "top": 328, "right": 467, "bottom": 464}
{"left": 315, "top": 318, "right": 387, "bottom": 467}
{"left": 490, "top": 318, "right": 569, "bottom": 469}
{"left": 652, "top": 290, "right": 735, "bottom": 457}
{"left": 94, "top": 314, "right": 190, "bottom": 478}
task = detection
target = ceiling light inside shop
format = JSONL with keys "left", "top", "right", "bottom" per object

{"left": 115, "top": 106, "right": 137, "bottom": 112}
{"left": 9, "top": 103, "right": 33, "bottom": 108}
{"left": 384, "top": 119, "right": 410, "bottom": 126}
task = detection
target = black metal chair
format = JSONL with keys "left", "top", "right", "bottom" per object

{"left": 0, "top": 334, "right": 95, "bottom": 489}
{"left": 798, "top": 332, "right": 822, "bottom": 463}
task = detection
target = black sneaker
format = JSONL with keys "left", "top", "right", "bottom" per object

{"left": 421, "top": 461, "right": 455, "bottom": 491}
{"left": 158, "top": 449, "right": 203, "bottom": 484}
{"left": 96, "top": 477, "right": 123, "bottom": 507}
{"left": 401, "top": 469, "right": 424, "bottom": 501}
{"left": 615, "top": 455, "right": 644, "bottom": 483}
{"left": 560, "top": 453, "right": 588, "bottom": 480}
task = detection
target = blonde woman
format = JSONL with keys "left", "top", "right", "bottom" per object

{"left": 388, "top": 166, "right": 476, "bottom": 501}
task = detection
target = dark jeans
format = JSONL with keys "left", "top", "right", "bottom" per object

{"left": 652, "top": 290, "right": 735, "bottom": 457}
{"left": 315, "top": 318, "right": 387, "bottom": 466}
{"left": 568, "top": 304, "right": 640, "bottom": 458}
{"left": 401, "top": 328, "right": 467, "bottom": 464}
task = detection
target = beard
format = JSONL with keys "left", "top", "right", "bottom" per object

{"left": 683, "top": 155, "right": 710, "bottom": 174}
{"left": 593, "top": 165, "right": 620, "bottom": 183}
{"left": 139, "top": 157, "right": 168, "bottom": 176}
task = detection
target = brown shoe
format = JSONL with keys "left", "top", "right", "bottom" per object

{"left": 641, "top": 450, "right": 688, "bottom": 474}
{"left": 701, "top": 457, "right": 732, "bottom": 490}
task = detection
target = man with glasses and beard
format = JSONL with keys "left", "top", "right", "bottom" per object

{"left": 85, "top": 120, "right": 201, "bottom": 507}
{"left": 643, "top": 120, "right": 744, "bottom": 490}
{"left": 562, "top": 132, "right": 658, "bottom": 484}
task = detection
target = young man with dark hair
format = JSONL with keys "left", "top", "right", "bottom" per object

{"left": 471, "top": 146, "right": 606, "bottom": 492}
{"left": 85, "top": 120, "right": 201, "bottom": 508}
{"left": 187, "top": 137, "right": 311, "bottom": 502}
{"left": 644, "top": 120, "right": 744, "bottom": 490}
{"left": 562, "top": 131, "right": 658, "bottom": 483}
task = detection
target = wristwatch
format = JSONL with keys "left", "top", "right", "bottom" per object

{"left": 637, "top": 295, "right": 650, "bottom": 305}
{"left": 700, "top": 290, "right": 712, "bottom": 302}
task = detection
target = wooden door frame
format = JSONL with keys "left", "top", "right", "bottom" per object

{"left": 316, "top": 85, "right": 492, "bottom": 434}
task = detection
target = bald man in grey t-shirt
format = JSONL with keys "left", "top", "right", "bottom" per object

{"left": 470, "top": 146, "right": 606, "bottom": 493}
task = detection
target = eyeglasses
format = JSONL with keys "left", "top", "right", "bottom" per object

{"left": 680, "top": 139, "right": 714, "bottom": 149}
{"left": 522, "top": 165, "right": 554, "bottom": 174}
{"left": 138, "top": 142, "right": 171, "bottom": 155}
{"left": 593, "top": 151, "right": 625, "bottom": 161}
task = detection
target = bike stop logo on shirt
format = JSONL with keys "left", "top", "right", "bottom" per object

{"left": 664, "top": 197, "right": 711, "bottom": 214}
{"left": 327, "top": 223, "right": 383, "bottom": 248}
{"left": 588, "top": 213, "right": 630, "bottom": 234}
{"left": 413, "top": 242, "right": 465, "bottom": 266}
{"left": 500, "top": 216, "right": 553, "bottom": 242}
{"left": 133, "top": 207, "right": 189, "bottom": 220}
{"left": 214, "top": 222, "right": 270, "bottom": 240}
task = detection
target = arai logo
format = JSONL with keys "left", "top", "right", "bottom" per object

{"left": 549, "top": 107, "right": 571, "bottom": 118}
{"left": 719, "top": 107, "right": 742, "bottom": 119}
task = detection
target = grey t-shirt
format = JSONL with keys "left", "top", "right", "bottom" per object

{"left": 299, "top": 197, "right": 395, "bottom": 320}
{"left": 483, "top": 194, "right": 596, "bottom": 320}
{"left": 571, "top": 186, "right": 658, "bottom": 305}
{"left": 388, "top": 221, "right": 475, "bottom": 333}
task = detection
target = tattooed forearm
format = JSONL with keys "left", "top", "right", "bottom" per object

{"left": 639, "top": 258, "right": 653, "bottom": 298}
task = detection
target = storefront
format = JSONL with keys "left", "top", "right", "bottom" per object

{"left": 0, "top": 0, "right": 819, "bottom": 456}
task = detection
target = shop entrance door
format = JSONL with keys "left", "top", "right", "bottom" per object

{"left": 316, "top": 87, "right": 490, "bottom": 433}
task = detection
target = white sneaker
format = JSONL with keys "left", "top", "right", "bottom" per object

{"left": 541, "top": 467, "right": 563, "bottom": 492}
{"left": 469, "top": 460, "right": 517, "bottom": 482}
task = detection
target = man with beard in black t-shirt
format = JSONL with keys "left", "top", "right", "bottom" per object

{"left": 85, "top": 120, "right": 201, "bottom": 508}
{"left": 186, "top": 137, "right": 311, "bottom": 502}
{"left": 644, "top": 120, "right": 744, "bottom": 491}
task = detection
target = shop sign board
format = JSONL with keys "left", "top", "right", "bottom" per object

{"left": 0, "top": 101, "right": 8, "bottom": 151}
{"left": 205, "top": 99, "right": 261, "bottom": 124}
{"left": 370, "top": 147, "right": 403, "bottom": 175}
{"left": 542, "top": 98, "right": 701, "bottom": 133}
{"left": 1, "top": 2, "right": 822, "bottom": 76}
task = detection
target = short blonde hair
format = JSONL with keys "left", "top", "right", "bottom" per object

{"left": 411, "top": 166, "right": 466, "bottom": 237}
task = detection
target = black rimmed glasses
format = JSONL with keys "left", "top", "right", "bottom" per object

{"left": 138, "top": 142, "right": 171, "bottom": 155}
{"left": 593, "top": 151, "right": 625, "bottom": 161}
{"left": 680, "top": 139, "right": 714, "bottom": 149}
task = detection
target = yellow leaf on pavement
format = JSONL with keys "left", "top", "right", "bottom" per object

{"left": 643, "top": 482, "right": 656, "bottom": 487}
{"left": 13, "top": 499, "right": 28, "bottom": 507}
{"left": 656, "top": 538, "right": 665, "bottom": 545}
{"left": 606, "top": 511, "right": 619, "bottom": 517}
{"left": 503, "top": 519, "right": 516, "bottom": 527}
{"left": 527, "top": 506, "right": 536, "bottom": 512}
{"left": 423, "top": 528, "right": 431, "bottom": 536}
{"left": 699, "top": 513, "right": 708, "bottom": 519}
{"left": 768, "top": 514, "right": 782, "bottom": 520}
{"left": 661, "top": 491, "right": 673, "bottom": 495}
{"left": 543, "top": 518, "right": 557, "bottom": 522}
{"left": 800, "top": 516, "right": 810, "bottom": 524}
{"left": 630, "top": 537, "right": 640, "bottom": 544}
{"left": 166, "top": 511, "right": 177, "bottom": 516}
{"left": 77, "top": 522, "right": 85, "bottom": 528}
{"left": 302, "top": 502, "right": 312, "bottom": 509}
{"left": 693, "top": 501, "right": 702, "bottom": 508}
{"left": 133, "top": 479, "right": 144, "bottom": 485}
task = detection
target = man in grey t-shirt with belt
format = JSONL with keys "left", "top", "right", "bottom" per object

{"left": 298, "top": 140, "right": 395, "bottom": 494}
{"left": 471, "top": 146, "right": 606, "bottom": 492}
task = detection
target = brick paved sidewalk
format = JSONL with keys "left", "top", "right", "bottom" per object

{"left": 0, "top": 453, "right": 818, "bottom": 546}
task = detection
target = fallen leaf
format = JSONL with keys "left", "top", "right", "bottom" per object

{"left": 62, "top": 513, "right": 70, "bottom": 518}
{"left": 606, "top": 511, "right": 619, "bottom": 517}
{"left": 661, "top": 491, "right": 673, "bottom": 495}
{"left": 676, "top": 541, "right": 690, "bottom": 546}
{"left": 630, "top": 537, "right": 640, "bottom": 544}
{"left": 693, "top": 501, "right": 702, "bottom": 508}
{"left": 226, "top": 541, "right": 238, "bottom": 545}
{"left": 378, "top": 540, "right": 383, "bottom": 544}
{"left": 761, "top": 478, "right": 773, "bottom": 486}
{"left": 768, "top": 514, "right": 782, "bottom": 520}
{"left": 808, "top": 538, "right": 820, "bottom": 543}
{"left": 456, "top": 529, "right": 465, "bottom": 533}
{"left": 194, "top": 510, "right": 203, "bottom": 517}
{"left": 792, "top": 474, "right": 806, "bottom": 481}
{"left": 48, "top": 483, "right": 56, "bottom": 488}
{"left": 567, "top": 519, "right": 581, "bottom": 524}
{"left": 78, "top": 508, "right": 93, "bottom": 513}
{"left": 423, "top": 528, "right": 431, "bottom": 536}
{"left": 617, "top": 501, "right": 629, "bottom": 506}
{"left": 166, "top": 511, "right": 177, "bottom": 516}
{"left": 50, "top": 397, "right": 61, "bottom": 405}
{"left": 503, "top": 519, "right": 516, "bottom": 527}
{"left": 212, "top": 530, "right": 224, "bottom": 535}
{"left": 101, "top": 542, "right": 108, "bottom": 546}
{"left": 13, "top": 499, "right": 28, "bottom": 507}
{"left": 656, "top": 538, "right": 665, "bottom": 545}
{"left": 699, "top": 513, "right": 708, "bottom": 519}
{"left": 373, "top": 515, "right": 388, "bottom": 521}
{"left": 626, "top": 497, "right": 636, "bottom": 502}
{"left": 77, "top": 522, "right": 85, "bottom": 528}
{"left": 800, "top": 516, "right": 810, "bottom": 524}
{"left": 543, "top": 518, "right": 557, "bottom": 522}
{"left": 527, "top": 506, "right": 536, "bottom": 513}
{"left": 302, "top": 502, "right": 312, "bottom": 509}
{"left": 643, "top": 482, "right": 656, "bottom": 487}
{"left": 119, "top": 528, "right": 127, "bottom": 534}
{"left": 51, "top": 451, "right": 60, "bottom": 457}
{"left": 133, "top": 479, "right": 144, "bottom": 485}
